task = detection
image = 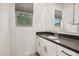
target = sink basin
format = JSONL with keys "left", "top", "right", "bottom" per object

{"left": 40, "top": 34, "right": 58, "bottom": 40}
{"left": 47, "top": 36, "right": 58, "bottom": 39}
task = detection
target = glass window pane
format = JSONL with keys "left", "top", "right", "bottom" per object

{"left": 16, "top": 12, "right": 32, "bottom": 27}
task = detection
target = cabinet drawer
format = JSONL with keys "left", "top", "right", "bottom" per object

{"left": 57, "top": 45, "right": 76, "bottom": 56}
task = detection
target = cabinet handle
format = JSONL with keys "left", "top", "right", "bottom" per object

{"left": 61, "top": 50, "right": 72, "bottom": 56}
{"left": 44, "top": 46, "right": 47, "bottom": 53}
{"left": 46, "top": 46, "right": 47, "bottom": 53}
{"left": 44, "top": 46, "right": 46, "bottom": 52}
{"left": 39, "top": 42, "right": 40, "bottom": 46}
{"left": 44, "top": 46, "right": 45, "bottom": 52}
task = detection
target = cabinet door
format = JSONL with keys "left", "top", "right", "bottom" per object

{"left": 37, "top": 36, "right": 57, "bottom": 56}
{"left": 36, "top": 36, "right": 40, "bottom": 53}
{"left": 64, "top": 3, "right": 79, "bottom": 24}
{"left": 75, "top": 53, "right": 79, "bottom": 56}
{"left": 40, "top": 37, "right": 48, "bottom": 56}
{"left": 63, "top": 4, "right": 78, "bottom": 33}
{"left": 74, "top": 3, "right": 79, "bottom": 24}
{"left": 42, "top": 39, "right": 47, "bottom": 56}
{"left": 57, "top": 45, "right": 76, "bottom": 56}
{"left": 39, "top": 37, "right": 45, "bottom": 55}
{"left": 63, "top": 4, "right": 73, "bottom": 24}
{"left": 37, "top": 37, "right": 47, "bottom": 56}
{"left": 46, "top": 40, "right": 57, "bottom": 56}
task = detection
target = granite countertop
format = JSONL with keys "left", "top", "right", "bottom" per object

{"left": 36, "top": 32, "right": 79, "bottom": 54}
{"left": 47, "top": 31, "right": 79, "bottom": 36}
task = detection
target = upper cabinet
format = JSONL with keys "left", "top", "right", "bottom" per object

{"left": 63, "top": 3, "right": 79, "bottom": 25}
{"left": 63, "top": 4, "right": 73, "bottom": 24}
{"left": 74, "top": 3, "right": 79, "bottom": 24}
{"left": 63, "top": 3, "right": 79, "bottom": 33}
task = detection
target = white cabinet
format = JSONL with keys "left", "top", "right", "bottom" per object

{"left": 39, "top": 37, "right": 47, "bottom": 56}
{"left": 46, "top": 40, "right": 57, "bottom": 56}
{"left": 36, "top": 36, "right": 40, "bottom": 54}
{"left": 36, "top": 36, "right": 46, "bottom": 55}
{"left": 36, "top": 36, "right": 79, "bottom": 56}
{"left": 63, "top": 4, "right": 73, "bottom": 24}
{"left": 36, "top": 36, "right": 44, "bottom": 55}
{"left": 63, "top": 3, "right": 79, "bottom": 33}
{"left": 57, "top": 45, "right": 79, "bottom": 56}
{"left": 74, "top": 4, "right": 79, "bottom": 24}
{"left": 63, "top": 3, "right": 79, "bottom": 24}
{"left": 36, "top": 36, "right": 57, "bottom": 56}
{"left": 75, "top": 53, "right": 79, "bottom": 56}
{"left": 41, "top": 38, "right": 47, "bottom": 56}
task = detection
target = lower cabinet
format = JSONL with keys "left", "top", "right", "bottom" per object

{"left": 36, "top": 36, "right": 43, "bottom": 55}
{"left": 57, "top": 45, "right": 79, "bottom": 56}
{"left": 36, "top": 36, "right": 47, "bottom": 56}
{"left": 36, "top": 36, "right": 79, "bottom": 56}
{"left": 36, "top": 36, "right": 57, "bottom": 56}
{"left": 36, "top": 36, "right": 41, "bottom": 55}
{"left": 46, "top": 40, "right": 57, "bottom": 56}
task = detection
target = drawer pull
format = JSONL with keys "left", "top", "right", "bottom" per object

{"left": 39, "top": 42, "right": 40, "bottom": 46}
{"left": 61, "top": 50, "right": 72, "bottom": 56}
{"left": 44, "top": 46, "right": 47, "bottom": 53}
{"left": 46, "top": 46, "right": 47, "bottom": 53}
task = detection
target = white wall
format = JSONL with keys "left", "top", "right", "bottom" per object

{"left": 33, "top": 4, "right": 47, "bottom": 32}
{"left": 45, "top": 3, "right": 64, "bottom": 32}
{"left": 46, "top": 3, "right": 78, "bottom": 33}
{"left": 15, "top": 28, "right": 36, "bottom": 55}
{"left": 0, "top": 3, "right": 10, "bottom": 56}
{"left": 33, "top": 3, "right": 64, "bottom": 32}
{"left": 9, "top": 3, "right": 36, "bottom": 56}
{"left": 9, "top": 3, "right": 16, "bottom": 55}
{"left": 15, "top": 3, "right": 33, "bottom": 13}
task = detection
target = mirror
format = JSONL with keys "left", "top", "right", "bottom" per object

{"left": 54, "top": 9, "right": 62, "bottom": 27}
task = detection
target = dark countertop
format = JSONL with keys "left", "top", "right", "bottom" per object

{"left": 36, "top": 32, "right": 79, "bottom": 54}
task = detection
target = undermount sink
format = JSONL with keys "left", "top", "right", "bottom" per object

{"left": 47, "top": 36, "right": 58, "bottom": 39}
{"left": 40, "top": 34, "right": 58, "bottom": 40}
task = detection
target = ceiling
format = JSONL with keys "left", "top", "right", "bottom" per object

{"left": 15, "top": 3, "right": 33, "bottom": 13}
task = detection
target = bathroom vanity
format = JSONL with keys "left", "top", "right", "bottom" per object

{"left": 36, "top": 32, "right": 79, "bottom": 56}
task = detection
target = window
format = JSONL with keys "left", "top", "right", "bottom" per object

{"left": 16, "top": 11, "right": 32, "bottom": 27}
